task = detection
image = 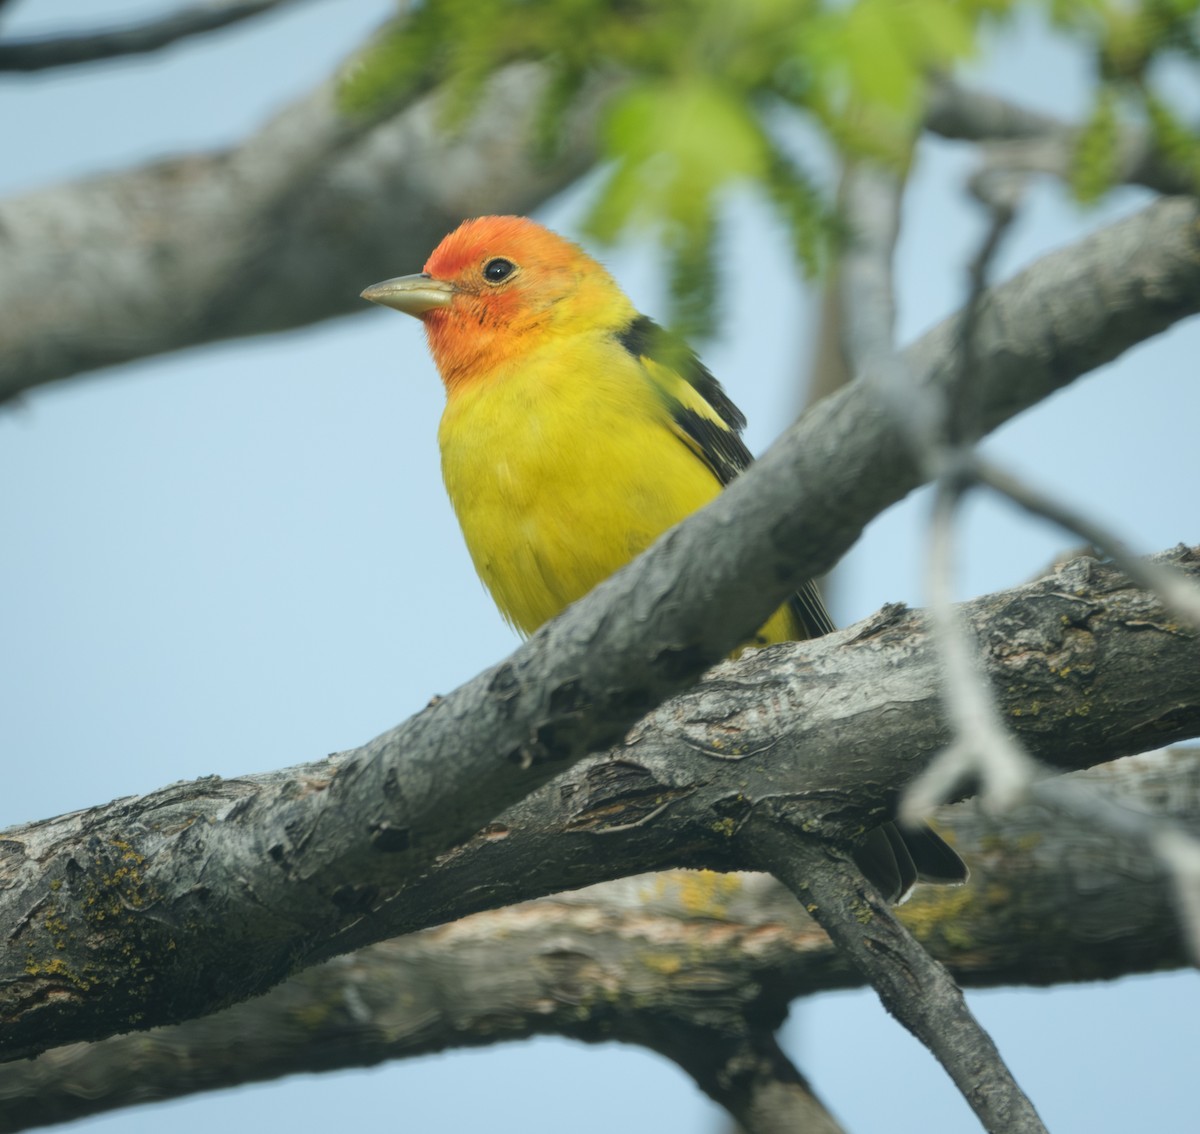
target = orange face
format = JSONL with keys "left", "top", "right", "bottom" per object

{"left": 417, "top": 216, "right": 598, "bottom": 386}
{"left": 362, "top": 216, "right": 633, "bottom": 391}
{"left": 362, "top": 217, "right": 635, "bottom": 392}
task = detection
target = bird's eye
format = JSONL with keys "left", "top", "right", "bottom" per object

{"left": 483, "top": 258, "right": 516, "bottom": 283}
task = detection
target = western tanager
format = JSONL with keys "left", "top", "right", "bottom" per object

{"left": 362, "top": 214, "right": 966, "bottom": 900}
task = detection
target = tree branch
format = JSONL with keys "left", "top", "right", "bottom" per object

{"left": 925, "top": 78, "right": 1196, "bottom": 196}
{"left": 2, "top": 538, "right": 1197, "bottom": 1062}
{"left": 0, "top": 1, "right": 313, "bottom": 73}
{"left": 2, "top": 192, "right": 1198, "bottom": 1056}
{"left": 743, "top": 824, "right": 1046, "bottom": 1134}
{"left": 0, "top": 61, "right": 605, "bottom": 402}
{"left": 975, "top": 458, "right": 1200, "bottom": 628}
{"left": 925, "top": 79, "right": 1068, "bottom": 142}
{"left": 2, "top": 195, "right": 1198, "bottom": 1062}
{"left": 1, "top": 748, "right": 1193, "bottom": 1132}
{"left": 662, "top": 1027, "right": 845, "bottom": 1134}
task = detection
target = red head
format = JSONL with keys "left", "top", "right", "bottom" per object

{"left": 362, "top": 216, "right": 634, "bottom": 391}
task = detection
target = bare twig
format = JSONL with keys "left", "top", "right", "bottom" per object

{"left": 904, "top": 186, "right": 1038, "bottom": 822}
{"left": 976, "top": 460, "right": 1200, "bottom": 628}
{"left": 952, "top": 179, "right": 1021, "bottom": 444}
{"left": 654, "top": 1026, "right": 845, "bottom": 1134}
{"left": 839, "top": 161, "right": 1042, "bottom": 825}
{"left": 742, "top": 817, "right": 1049, "bottom": 1134}
{"left": 840, "top": 165, "right": 1038, "bottom": 823}
{"left": 901, "top": 482, "right": 1037, "bottom": 823}
{"left": 925, "top": 78, "right": 1195, "bottom": 196}
{"left": 0, "top": 0, "right": 313, "bottom": 72}
{"left": 900, "top": 177, "right": 1200, "bottom": 966}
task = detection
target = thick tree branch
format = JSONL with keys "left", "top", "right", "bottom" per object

{"left": 1, "top": 748, "right": 1193, "bottom": 1132}
{"left": 0, "top": 1, "right": 310, "bottom": 72}
{"left": 2, "top": 539, "right": 1197, "bottom": 1061}
{"left": 0, "top": 61, "right": 604, "bottom": 402}
{"left": 2, "top": 197, "right": 1198, "bottom": 1062}
{"left": 2, "top": 191, "right": 1198, "bottom": 1055}
{"left": 324, "top": 545, "right": 1199, "bottom": 956}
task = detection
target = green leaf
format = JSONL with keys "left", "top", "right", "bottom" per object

{"left": 1144, "top": 88, "right": 1200, "bottom": 191}
{"left": 587, "top": 76, "right": 771, "bottom": 238}
{"left": 666, "top": 212, "right": 719, "bottom": 340}
{"left": 763, "top": 151, "right": 839, "bottom": 277}
{"left": 833, "top": 0, "right": 978, "bottom": 114}
{"left": 1071, "top": 84, "right": 1120, "bottom": 203}
{"left": 338, "top": 20, "right": 435, "bottom": 116}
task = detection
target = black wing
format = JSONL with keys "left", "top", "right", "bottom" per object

{"left": 617, "top": 317, "right": 967, "bottom": 898}
{"left": 615, "top": 314, "right": 834, "bottom": 640}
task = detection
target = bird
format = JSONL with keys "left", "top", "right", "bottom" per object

{"left": 361, "top": 214, "right": 967, "bottom": 901}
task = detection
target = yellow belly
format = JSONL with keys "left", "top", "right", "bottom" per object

{"left": 437, "top": 338, "right": 798, "bottom": 645}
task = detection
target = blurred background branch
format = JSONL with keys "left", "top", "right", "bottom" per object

{"left": 0, "top": 0, "right": 312, "bottom": 72}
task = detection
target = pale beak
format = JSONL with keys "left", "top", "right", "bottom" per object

{"left": 360, "top": 273, "right": 455, "bottom": 317}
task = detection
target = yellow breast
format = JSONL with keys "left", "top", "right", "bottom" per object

{"left": 438, "top": 333, "right": 704, "bottom": 631}
{"left": 437, "top": 329, "right": 799, "bottom": 646}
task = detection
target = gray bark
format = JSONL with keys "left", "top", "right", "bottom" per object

{"left": 2, "top": 29, "right": 1196, "bottom": 1127}
{"left": 0, "top": 61, "right": 603, "bottom": 402}
{"left": 0, "top": 748, "right": 1191, "bottom": 1132}
{"left": 2, "top": 541, "right": 1197, "bottom": 1062}
{"left": 2, "top": 197, "right": 1198, "bottom": 1061}
{"left": 3, "top": 62, "right": 1200, "bottom": 1083}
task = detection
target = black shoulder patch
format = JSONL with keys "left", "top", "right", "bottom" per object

{"left": 616, "top": 315, "right": 746, "bottom": 433}
{"left": 613, "top": 312, "right": 657, "bottom": 357}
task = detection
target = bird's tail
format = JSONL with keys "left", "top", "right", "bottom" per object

{"left": 854, "top": 821, "right": 969, "bottom": 903}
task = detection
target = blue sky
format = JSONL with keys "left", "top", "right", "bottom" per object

{"left": 1, "top": 2, "right": 1196, "bottom": 1131}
